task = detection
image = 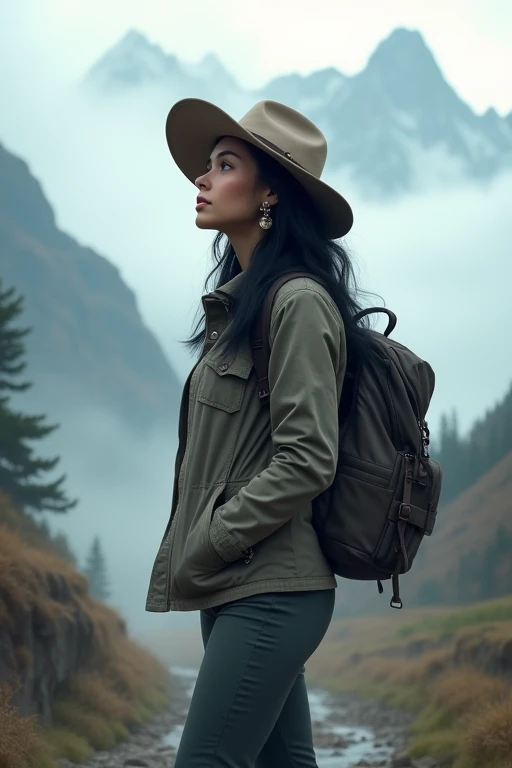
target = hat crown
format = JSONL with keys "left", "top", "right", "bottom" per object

{"left": 238, "top": 101, "right": 327, "bottom": 179}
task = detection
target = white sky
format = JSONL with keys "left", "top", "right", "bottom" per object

{"left": 2, "top": 0, "right": 512, "bottom": 115}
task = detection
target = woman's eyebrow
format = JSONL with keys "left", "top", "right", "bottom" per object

{"left": 207, "top": 149, "right": 242, "bottom": 166}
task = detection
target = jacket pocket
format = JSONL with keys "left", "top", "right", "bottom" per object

{"left": 198, "top": 357, "right": 253, "bottom": 413}
{"left": 172, "top": 485, "right": 228, "bottom": 599}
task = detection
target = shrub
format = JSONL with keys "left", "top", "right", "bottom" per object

{"left": 43, "top": 727, "right": 91, "bottom": 763}
{"left": 0, "top": 684, "right": 52, "bottom": 768}
{"left": 461, "top": 698, "right": 512, "bottom": 768}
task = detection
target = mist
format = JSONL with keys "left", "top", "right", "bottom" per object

{"left": 3, "top": 73, "right": 510, "bottom": 434}
{"left": 33, "top": 401, "right": 191, "bottom": 632}
{"left": 1, "top": 17, "right": 511, "bottom": 637}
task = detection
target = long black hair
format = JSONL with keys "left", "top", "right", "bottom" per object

{"left": 183, "top": 140, "right": 378, "bottom": 368}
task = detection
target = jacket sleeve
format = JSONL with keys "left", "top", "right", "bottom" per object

{"left": 208, "top": 283, "right": 345, "bottom": 563}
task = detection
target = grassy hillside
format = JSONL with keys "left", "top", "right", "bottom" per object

{"left": 330, "top": 449, "right": 512, "bottom": 618}
{"left": 406, "top": 450, "right": 512, "bottom": 605}
{"left": 307, "top": 596, "right": 512, "bottom": 768}
{"left": 0, "top": 498, "right": 171, "bottom": 768}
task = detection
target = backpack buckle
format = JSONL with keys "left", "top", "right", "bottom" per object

{"left": 257, "top": 380, "right": 270, "bottom": 404}
{"left": 398, "top": 503, "right": 411, "bottom": 520}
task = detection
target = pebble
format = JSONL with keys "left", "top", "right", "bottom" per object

{"left": 57, "top": 674, "right": 188, "bottom": 768}
{"left": 57, "top": 672, "right": 443, "bottom": 768}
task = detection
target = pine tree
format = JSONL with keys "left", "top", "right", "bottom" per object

{"left": 83, "top": 536, "right": 111, "bottom": 601}
{"left": 0, "top": 279, "right": 76, "bottom": 513}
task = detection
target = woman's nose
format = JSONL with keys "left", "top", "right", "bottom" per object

{"left": 195, "top": 173, "right": 210, "bottom": 190}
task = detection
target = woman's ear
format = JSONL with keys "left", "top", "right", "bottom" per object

{"left": 266, "top": 189, "right": 279, "bottom": 206}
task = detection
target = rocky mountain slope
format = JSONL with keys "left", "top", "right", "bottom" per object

{"left": 330, "top": 448, "right": 512, "bottom": 616}
{"left": 83, "top": 27, "right": 512, "bottom": 196}
{"left": 407, "top": 449, "right": 512, "bottom": 603}
{"left": 0, "top": 141, "right": 181, "bottom": 432}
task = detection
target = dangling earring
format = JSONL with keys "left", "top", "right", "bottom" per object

{"left": 259, "top": 201, "right": 273, "bottom": 230}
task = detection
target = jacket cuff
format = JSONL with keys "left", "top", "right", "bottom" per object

{"left": 209, "top": 514, "right": 243, "bottom": 563}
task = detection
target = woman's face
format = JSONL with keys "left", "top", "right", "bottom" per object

{"left": 194, "top": 137, "right": 276, "bottom": 235}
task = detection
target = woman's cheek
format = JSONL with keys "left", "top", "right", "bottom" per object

{"left": 221, "top": 177, "right": 251, "bottom": 204}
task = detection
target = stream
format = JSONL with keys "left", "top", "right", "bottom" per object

{"left": 58, "top": 664, "right": 425, "bottom": 767}
{"left": 162, "top": 666, "right": 402, "bottom": 767}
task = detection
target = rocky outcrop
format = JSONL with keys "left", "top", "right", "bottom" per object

{"left": 453, "top": 632, "right": 512, "bottom": 678}
{"left": 0, "top": 572, "right": 100, "bottom": 725}
{"left": 0, "top": 522, "right": 160, "bottom": 737}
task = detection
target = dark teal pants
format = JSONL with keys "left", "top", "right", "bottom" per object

{"left": 174, "top": 589, "right": 335, "bottom": 768}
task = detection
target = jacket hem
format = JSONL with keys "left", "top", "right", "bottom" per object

{"left": 145, "top": 575, "right": 337, "bottom": 613}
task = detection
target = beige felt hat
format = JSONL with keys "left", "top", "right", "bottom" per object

{"left": 165, "top": 98, "right": 353, "bottom": 239}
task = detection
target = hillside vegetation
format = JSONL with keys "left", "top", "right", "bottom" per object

{"left": 0, "top": 498, "right": 170, "bottom": 768}
{"left": 434, "top": 383, "right": 512, "bottom": 506}
{"left": 308, "top": 596, "right": 512, "bottom": 768}
{"left": 406, "top": 449, "right": 512, "bottom": 606}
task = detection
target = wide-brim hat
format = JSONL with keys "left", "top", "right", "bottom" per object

{"left": 165, "top": 98, "right": 353, "bottom": 239}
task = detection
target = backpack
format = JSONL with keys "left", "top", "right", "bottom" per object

{"left": 250, "top": 271, "right": 443, "bottom": 609}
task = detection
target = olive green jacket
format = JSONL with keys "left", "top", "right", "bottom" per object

{"left": 145, "top": 274, "right": 346, "bottom": 612}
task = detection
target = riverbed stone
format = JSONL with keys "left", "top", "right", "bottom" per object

{"left": 55, "top": 670, "right": 442, "bottom": 768}
{"left": 390, "top": 755, "right": 415, "bottom": 767}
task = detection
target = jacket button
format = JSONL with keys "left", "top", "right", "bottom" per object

{"left": 219, "top": 363, "right": 228, "bottom": 371}
{"left": 210, "top": 330, "right": 219, "bottom": 340}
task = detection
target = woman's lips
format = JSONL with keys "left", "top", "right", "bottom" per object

{"left": 195, "top": 201, "right": 210, "bottom": 211}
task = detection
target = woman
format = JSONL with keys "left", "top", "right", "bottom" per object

{"left": 146, "top": 98, "right": 373, "bottom": 767}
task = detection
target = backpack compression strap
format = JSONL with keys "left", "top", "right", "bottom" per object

{"left": 250, "top": 277, "right": 397, "bottom": 404}
{"left": 250, "top": 271, "right": 315, "bottom": 405}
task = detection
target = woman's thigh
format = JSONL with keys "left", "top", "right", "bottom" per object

{"left": 175, "top": 589, "right": 335, "bottom": 768}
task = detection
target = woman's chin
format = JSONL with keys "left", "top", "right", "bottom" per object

{"left": 195, "top": 211, "right": 218, "bottom": 230}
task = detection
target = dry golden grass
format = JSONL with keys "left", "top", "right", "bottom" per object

{"left": 0, "top": 501, "right": 171, "bottom": 768}
{"left": 307, "top": 597, "right": 512, "bottom": 767}
{"left": 0, "top": 684, "right": 51, "bottom": 768}
{"left": 69, "top": 673, "right": 136, "bottom": 723}
{"left": 431, "top": 668, "right": 510, "bottom": 717}
{"left": 461, "top": 698, "right": 512, "bottom": 767}
{"left": 0, "top": 525, "right": 86, "bottom": 628}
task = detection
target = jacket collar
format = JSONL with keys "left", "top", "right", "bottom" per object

{"left": 204, "top": 271, "right": 246, "bottom": 302}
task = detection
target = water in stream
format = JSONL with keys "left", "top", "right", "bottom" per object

{"left": 163, "top": 667, "right": 394, "bottom": 767}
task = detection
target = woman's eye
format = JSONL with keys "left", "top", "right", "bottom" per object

{"left": 220, "top": 161, "right": 231, "bottom": 171}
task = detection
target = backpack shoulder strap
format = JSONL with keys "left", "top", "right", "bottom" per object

{"left": 250, "top": 271, "right": 316, "bottom": 405}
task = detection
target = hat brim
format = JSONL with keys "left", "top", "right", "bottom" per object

{"left": 165, "top": 98, "right": 353, "bottom": 239}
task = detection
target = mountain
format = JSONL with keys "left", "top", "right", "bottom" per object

{"left": 330, "top": 446, "right": 512, "bottom": 618}
{"left": 408, "top": 450, "right": 512, "bottom": 605}
{"left": 431, "top": 382, "right": 512, "bottom": 506}
{"left": 409, "top": 383, "right": 512, "bottom": 604}
{"left": 329, "top": 380, "right": 512, "bottom": 617}
{"left": 0, "top": 141, "right": 181, "bottom": 432}
{"left": 83, "top": 29, "right": 241, "bottom": 108}
{"left": 307, "top": 28, "right": 512, "bottom": 194}
{"left": 85, "top": 29, "right": 183, "bottom": 91}
{"left": 262, "top": 68, "right": 347, "bottom": 115}
{"left": 83, "top": 27, "right": 512, "bottom": 196}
